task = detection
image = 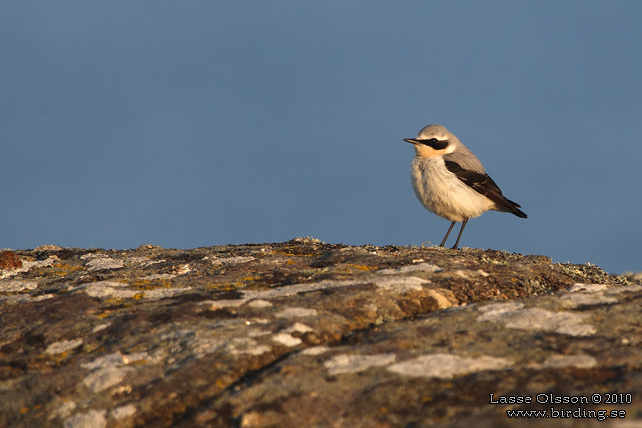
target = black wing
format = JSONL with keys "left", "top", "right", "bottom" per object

{"left": 444, "top": 160, "right": 527, "bottom": 218}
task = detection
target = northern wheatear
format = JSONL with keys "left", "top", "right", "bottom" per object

{"left": 404, "top": 124, "right": 526, "bottom": 249}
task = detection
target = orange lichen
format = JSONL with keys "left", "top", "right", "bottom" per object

{"left": 0, "top": 250, "right": 22, "bottom": 269}
{"left": 50, "top": 263, "right": 84, "bottom": 276}
{"left": 131, "top": 279, "right": 172, "bottom": 289}
{"left": 206, "top": 282, "right": 243, "bottom": 290}
{"left": 345, "top": 264, "right": 377, "bottom": 271}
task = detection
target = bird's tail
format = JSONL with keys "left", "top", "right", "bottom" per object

{"left": 504, "top": 198, "right": 527, "bottom": 218}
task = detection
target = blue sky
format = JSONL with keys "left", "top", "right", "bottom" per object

{"left": 2, "top": 2, "right": 641, "bottom": 274}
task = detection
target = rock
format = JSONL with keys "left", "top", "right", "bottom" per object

{"left": 0, "top": 239, "right": 640, "bottom": 427}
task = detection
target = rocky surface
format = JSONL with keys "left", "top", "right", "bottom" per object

{"left": 0, "top": 238, "right": 640, "bottom": 427}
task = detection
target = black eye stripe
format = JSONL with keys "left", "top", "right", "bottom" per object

{"left": 418, "top": 138, "right": 448, "bottom": 150}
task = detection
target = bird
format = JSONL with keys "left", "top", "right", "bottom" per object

{"left": 404, "top": 124, "right": 526, "bottom": 249}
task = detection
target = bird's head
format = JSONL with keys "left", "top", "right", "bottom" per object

{"left": 404, "top": 124, "right": 458, "bottom": 157}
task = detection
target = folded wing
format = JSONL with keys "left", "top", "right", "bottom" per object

{"left": 444, "top": 160, "right": 527, "bottom": 218}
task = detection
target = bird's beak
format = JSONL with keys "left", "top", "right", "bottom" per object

{"left": 404, "top": 138, "right": 419, "bottom": 144}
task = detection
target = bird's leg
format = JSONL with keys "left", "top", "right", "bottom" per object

{"left": 451, "top": 218, "right": 469, "bottom": 249}
{"left": 439, "top": 221, "right": 456, "bottom": 247}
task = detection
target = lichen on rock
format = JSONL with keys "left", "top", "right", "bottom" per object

{"left": 0, "top": 239, "right": 640, "bottom": 427}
